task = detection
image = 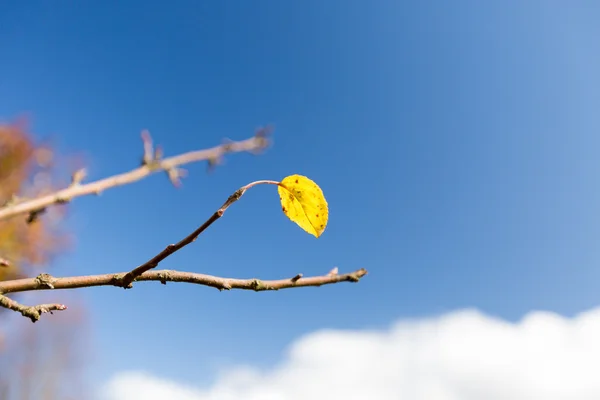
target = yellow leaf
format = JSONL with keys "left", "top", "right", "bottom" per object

{"left": 278, "top": 174, "right": 328, "bottom": 237}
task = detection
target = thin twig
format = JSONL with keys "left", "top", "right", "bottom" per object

{"left": 0, "top": 127, "right": 272, "bottom": 221}
{"left": 120, "top": 179, "right": 281, "bottom": 287}
{"left": 0, "top": 294, "right": 67, "bottom": 323}
{"left": 0, "top": 268, "right": 367, "bottom": 320}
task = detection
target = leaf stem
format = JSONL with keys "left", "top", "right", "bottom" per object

{"left": 241, "top": 180, "right": 282, "bottom": 190}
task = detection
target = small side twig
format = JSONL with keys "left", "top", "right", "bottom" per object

{"left": 0, "top": 294, "right": 67, "bottom": 323}
{"left": 70, "top": 169, "right": 87, "bottom": 186}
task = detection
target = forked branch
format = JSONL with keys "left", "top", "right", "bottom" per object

{"left": 0, "top": 294, "right": 67, "bottom": 323}
{"left": 0, "top": 178, "right": 368, "bottom": 322}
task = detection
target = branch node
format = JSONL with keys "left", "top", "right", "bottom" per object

{"left": 55, "top": 195, "right": 71, "bottom": 204}
{"left": 250, "top": 279, "right": 266, "bottom": 291}
{"left": 220, "top": 188, "right": 246, "bottom": 212}
{"left": 112, "top": 273, "right": 133, "bottom": 289}
{"left": 23, "top": 304, "right": 68, "bottom": 323}
{"left": 26, "top": 208, "right": 46, "bottom": 224}
{"left": 327, "top": 267, "right": 339, "bottom": 276}
{"left": 35, "top": 273, "right": 57, "bottom": 289}
{"left": 146, "top": 160, "right": 162, "bottom": 171}
{"left": 291, "top": 273, "right": 303, "bottom": 283}
{"left": 0, "top": 257, "right": 10, "bottom": 267}
{"left": 2, "top": 194, "right": 20, "bottom": 207}
{"left": 157, "top": 270, "right": 171, "bottom": 285}
{"left": 24, "top": 310, "right": 40, "bottom": 322}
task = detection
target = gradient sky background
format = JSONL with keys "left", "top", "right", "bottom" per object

{"left": 2, "top": 0, "right": 600, "bottom": 396}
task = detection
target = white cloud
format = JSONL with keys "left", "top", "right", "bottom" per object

{"left": 102, "top": 307, "right": 600, "bottom": 400}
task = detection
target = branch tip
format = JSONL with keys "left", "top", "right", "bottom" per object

{"left": 255, "top": 125, "right": 274, "bottom": 139}
{"left": 55, "top": 195, "right": 70, "bottom": 204}
{"left": 157, "top": 271, "right": 171, "bottom": 285}
{"left": 141, "top": 129, "right": 154, "bottom": 165}
{"left": 0, "top": 294, "right": 68, "bottom": 323}
{"left": 348, "top": 268, "right": 368, "bottom": 282}
{"left": 154, "top": 145, "right": 163, "bottom": 161}
{"left": 70, "top": 168, "right": 87, "bottom": 186}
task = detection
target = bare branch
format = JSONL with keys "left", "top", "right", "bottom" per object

{"left": 0, "top": 128, "right": 272, "bottom": 221}
{"left": 0, "top": 269, "right": 368, "bottom": 295}
{"left": 0, "top": 124, "right": 367, "bottom": 324}
{"left": 0, "top": 268, "right": 367, "bottom": 320}
{"left": 0, "top": 294, "right": 67, "bottom": 323}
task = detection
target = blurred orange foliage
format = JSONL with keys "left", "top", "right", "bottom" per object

{"left": 0, "top": 119, "right": 87, "bottom": 398}
{"left": 0, "top": 120, "right": 69, "bottom": 281}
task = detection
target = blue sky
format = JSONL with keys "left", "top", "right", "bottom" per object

{"left": 2, "top": 0, "right": 600, "bottom": 396}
